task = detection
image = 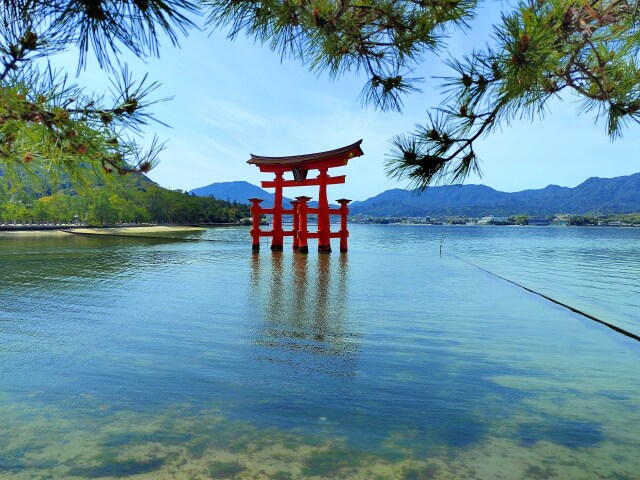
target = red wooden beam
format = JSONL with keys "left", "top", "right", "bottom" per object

{"left": 262, "top": 175, "right": 346, "bottom": 189}
{"left": 258, "top": 230, "right": 296, "bottom": 237}
{"left": 260, "top": 207, "right": 299, "bottom": 215}
{"left": 256, "top": 157, "right": 349, "bottom": 173}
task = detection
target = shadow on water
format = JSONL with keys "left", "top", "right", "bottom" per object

{"left": 518, "top": 419, "right": 604, "bottom": 448}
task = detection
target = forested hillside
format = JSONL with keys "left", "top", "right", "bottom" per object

{"left": 0, "top": 174, "right": 250, "bottom": 226}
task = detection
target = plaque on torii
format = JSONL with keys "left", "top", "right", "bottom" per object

{"left": 247, "top": 140, "right": 363, "bottom": 253}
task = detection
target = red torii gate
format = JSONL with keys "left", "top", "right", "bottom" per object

{"left": 247, "top": 140, "right": 363, "bottom": 253}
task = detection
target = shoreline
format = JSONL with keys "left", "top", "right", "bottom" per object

{"left": 69, "top": 226, "right": 206, "bottom": 235}
{"left": 0, "top": 225, "right": 206, "bottom": 238}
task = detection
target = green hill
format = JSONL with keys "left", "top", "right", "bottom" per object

{"left": 0, "top": 171, "right": 250, "bottom": 226}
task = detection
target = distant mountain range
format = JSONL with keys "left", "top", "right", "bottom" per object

{"left": 190, "top": 181, "right": 292, "bottom": 208}
{"left": 189, "top": 180, "right": 328, "bottom": 208}
{"left": 190, "top": 173, "right": 640, "bottom": 217}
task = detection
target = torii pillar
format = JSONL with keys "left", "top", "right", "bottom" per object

{"left": 246, "top": 140, "right": 363, "bottom": 253}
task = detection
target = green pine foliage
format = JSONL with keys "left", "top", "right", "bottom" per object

{"left": 0, "top": 0, "right": 197, "bottom": 188}
{"left": 204, "top": 0, "right": 477, "bottom": 111}
{"left": 386, "top": 0, "right": 640, "bottom": 189}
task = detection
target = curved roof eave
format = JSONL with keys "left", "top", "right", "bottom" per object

{"left": 247, "top": 139, "right": 363, "bottom": 166}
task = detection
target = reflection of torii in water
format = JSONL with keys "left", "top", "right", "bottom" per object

{"left": 249, "top": 252, "right": 357, "bottom": 376}
{"left": 247, "top": 140, "right": 364, "bottom": 253}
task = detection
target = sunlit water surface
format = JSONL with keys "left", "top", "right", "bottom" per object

{"left": 1, "top": 225, "right": 639, "bottom": 479}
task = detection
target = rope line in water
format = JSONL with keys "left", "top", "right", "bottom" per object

{"left": 454, "top": 255, "right": 640, "bottom": 343}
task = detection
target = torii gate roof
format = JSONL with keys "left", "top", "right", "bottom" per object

{"left": 247, "top": 139, "right": 363, "bottom": 171}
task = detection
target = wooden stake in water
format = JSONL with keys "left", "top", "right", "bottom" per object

{"left": 440, "top": 234, "right": 444, "bottom": 257}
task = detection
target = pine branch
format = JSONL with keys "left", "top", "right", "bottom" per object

{"left": 47, "top": 0, "right": 199, "bottom": 71}
{"left": 1, "top": 1, "right": 194, "bottom": 188}
{"left": 388, "top": 0, "right": 640, "bottom": 188}
{"left": 203, "top": 0, "right": 477, "bottom": 111}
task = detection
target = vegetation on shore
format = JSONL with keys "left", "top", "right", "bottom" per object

{"left": 0, "top": 174, "right": 251, "bottom": 226}
{"left": 352, "top": 212, "right": 640, "bottom": 226}
{"left": 566, "top": 213, "right": 640, "bottom": 226}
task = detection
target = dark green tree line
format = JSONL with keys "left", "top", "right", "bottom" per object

{"left": 0, "top": 175, "right": 251, "bottom": 225}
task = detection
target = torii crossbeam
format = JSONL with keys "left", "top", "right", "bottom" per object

{"left": 247, "top": 140, "right": 364, "bottom": 253}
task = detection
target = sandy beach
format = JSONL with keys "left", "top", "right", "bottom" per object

{"left": 0, "top": 225, "right": 205, "bottom": 238}
{"left": 69, "top": 226, "right": 205, "bottom": 235}
{"left": 0, "top": 229, "right": 71, "bottom": 238}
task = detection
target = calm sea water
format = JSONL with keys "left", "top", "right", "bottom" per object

{"left": 1, "top": 225, "right": 639, "bottom": 479}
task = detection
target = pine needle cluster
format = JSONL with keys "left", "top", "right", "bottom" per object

{"left": 0, "top": 0, "right": 197, "bottom": 189}
{"left": 385, "top": 0, "right": 640, "bottom": 188}
{"left": 203, "top": 0, "right": 477, "bottom": 111}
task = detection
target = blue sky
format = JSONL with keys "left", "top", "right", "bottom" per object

{"left": 59, "top": 3, "right": 640, "bottom": 201}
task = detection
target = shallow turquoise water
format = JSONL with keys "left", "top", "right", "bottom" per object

{"left": 0, "top": 225, "right": 639, "bottom": 479}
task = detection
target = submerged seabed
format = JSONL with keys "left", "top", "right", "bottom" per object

{"left": 1, "top": 226, "right": 639, "bottom": 479}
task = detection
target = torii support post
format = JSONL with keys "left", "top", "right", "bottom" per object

{"left": 317, "top": 168, "right": 331, "bottom": 253}
{"left": 296, "top": 196, "right": 311, "bottom": 254}
{"left": 271, "top": 171, "right": 284, "bottom": 251}
{"left": 249, "top": 198, "right": 263, "bottom": 251}
{"left": 290, "top": 200, "right": 300, "bottom": 251}
{"left": 337, "top": 199, "right": 351, "bottom": 252}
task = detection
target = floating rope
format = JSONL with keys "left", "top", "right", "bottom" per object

{"left": 454, "top": 255, "right": 640, "bottom": 343}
